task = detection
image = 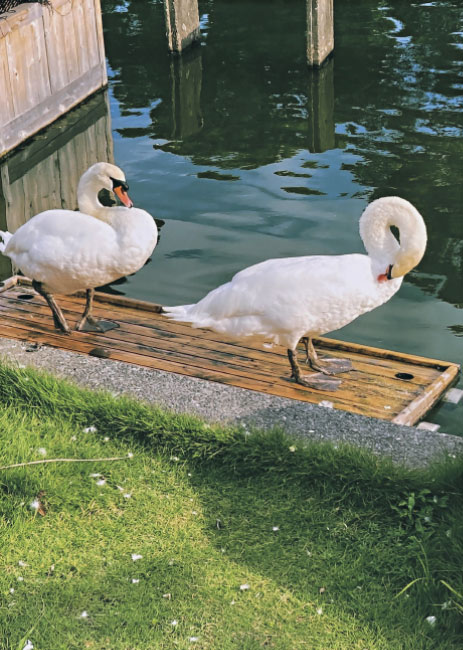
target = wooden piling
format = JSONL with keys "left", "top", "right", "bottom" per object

{"left": 164, "top": 0, "right": 200, "bottom": 53}
{"left": 306, "top": 0, "right": 334, "bottom": 67}
{"left": 0, "top": 0, "right": 107, "bottom": 158}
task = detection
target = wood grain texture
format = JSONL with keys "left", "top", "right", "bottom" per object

{"left": 0, "top": 278, "right": 458, "bottom": 424}
{"left": 0, "top": 0, "right": 107, "bottom": 157}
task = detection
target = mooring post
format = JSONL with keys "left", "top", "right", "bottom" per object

{"left": 307, "top": 58, "right": 335, "bottom": 152}
{"left": 164, "top": 0, "right": 200, "bottom": 53}
{"left": 306, "top": 0, "right": 334, "bottom": 67}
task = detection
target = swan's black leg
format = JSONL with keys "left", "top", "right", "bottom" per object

{"left": 287, "top": 347, "right": 341, "bottom": 391}
{"left": 32, "top": 280, "right": 71, "bottom": 334}
{"left": 76, "top": 288, "right": 119, "bottom": 333}
{"left": 302, "top": 337, "right": 352, "bottom": 375}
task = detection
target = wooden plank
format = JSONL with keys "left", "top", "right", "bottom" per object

{"left": 393, "top": 366, "right": 460, "bottom": 426}
{"left": 1, "top": 62, "right": 108, "bottom": 157}
{"left": 42, "top": 0, "right": 71, "bottom": 92}
{"left": 0, "top": 36, "right": 15, "bottom": 130}
{"left": 0, "top": 0, "right": 107, "bottom": 158}
{"left": 93, "top": 0, "right": 108, "bottom": 85}
{"left": 4, "top": 5, "right": 51, "bottom": 117}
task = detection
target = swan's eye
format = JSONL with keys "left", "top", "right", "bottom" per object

{"left": 111, "top": 177, "right": 129, "bottom": 192}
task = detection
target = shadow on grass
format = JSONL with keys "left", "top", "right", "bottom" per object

{"left": 1, "top": 362, "right": 462, "bottom": 648}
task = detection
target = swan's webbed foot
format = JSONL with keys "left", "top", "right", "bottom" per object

{"left": 292, "top": 371, "right": 341, "bottom": 391}
{"left": 32, "top": 280, "right": 71, "bottom": 334}
{"left": 77, "top": 316, "right": 119, "bottom": 333}
{"left": 287, "top": 348, "right": 341, "bottom": 392}
{"left": 302, "top": 337, "right": 353, "bottom": 375}
{"left": 75, "top": 288, "right": 119, "bottom": 333}
{"left": 308, "top": 357, "right": 353, "bottom": 376}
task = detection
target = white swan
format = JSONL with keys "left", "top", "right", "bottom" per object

{"left": 0, "top": 162, "right": 158, "bottom": 334}
{"left": 164, "top": 196, "right": 427, "bottom": 391}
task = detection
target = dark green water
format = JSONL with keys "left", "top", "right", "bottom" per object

{"left": 102, "top": 0, "right": 462, "bottom": 433}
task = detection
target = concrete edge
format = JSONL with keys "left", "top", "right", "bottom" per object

{"left": 0, "top": 336, "right": 462, "bottom": 468}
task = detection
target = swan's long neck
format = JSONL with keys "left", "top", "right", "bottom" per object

{"left": 77, "top": 173, "right": 114, "bottom": 224}
{"left": 359, "top": 197, "right": 427, "bottom": 278}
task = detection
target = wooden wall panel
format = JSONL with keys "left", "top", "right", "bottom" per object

{"left": 0, "top": 0, "right": 108, "bottom": 158}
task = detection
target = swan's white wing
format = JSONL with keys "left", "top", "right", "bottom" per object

{"left": 5, "top": 210, "right": 120, "bottom": 293}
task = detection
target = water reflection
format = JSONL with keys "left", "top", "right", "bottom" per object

{"left": 0, "top": 90, "right": 114, "bottom": 277}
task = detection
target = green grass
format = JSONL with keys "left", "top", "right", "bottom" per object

{"left": 0, "top": 363, "right": 462, "bottom": 649}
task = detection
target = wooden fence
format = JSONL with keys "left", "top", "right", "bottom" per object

{"left": 0, "top": 0, "right": 107, "bottom": 158}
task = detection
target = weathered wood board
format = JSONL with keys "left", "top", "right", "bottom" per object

{"left": 0, "top": 89, "right": 113, "bottom": 277}
{"left": 0, "top": 277, "right": 459, "bottom": 426}
{"left": 0, "top": 0, "right": 107, "bottom": 157}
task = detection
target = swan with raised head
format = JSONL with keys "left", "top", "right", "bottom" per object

{"left": 0, "top": 162, "right": 158, "bottom": 334}
{"left": 164, "top": 197, "right": 427, "bottom": 391}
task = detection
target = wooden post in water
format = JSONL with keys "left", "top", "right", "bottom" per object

{"left": 306, "top": 0, "right": 334, "bottom": 67}
{"left": 164, "top": 0, "right": 201, "bottom": 53}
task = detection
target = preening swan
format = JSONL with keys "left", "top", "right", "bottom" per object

{"left": 164, "top": 197, "right": 427, "bottom": 391}
{"left": 0, "top": 162, "right": 158, "bottom": 334}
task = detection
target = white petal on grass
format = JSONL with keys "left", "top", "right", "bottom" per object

{"left": 131, "top": 578, "right": 140, "bottom": 584}
{"left": 37, "top": 447, "right": 47, "bottom": 456}
{"left": 70, "top": 435, "right": 77, "bottom": 442}
{"left": 171, "top": 456, "right": 180, "bottom": 462}
{"left": 123, "top": 493, "right": 132, "bottom": 499}
{"left": 17, "top": 576, "right": 24, "bottom": 582}
{"left": 163, "top": 593, "right": 171, "bottom": 599}
{"left": 171, "top": 620, "right": 178, "bottom": 626}
{"left": 9, "top": 588, "right": 15, "bottom": 594}
{"left": 316, "top": 607, "right": 323, "bottom": 615}
{"left": 22, "top": 641, "right": 34, "bottom": 650}
{"left": 127, "top": 452, "right": 134, "bottom": 458}
{"left": 189, "top": 637, "right": 199, "bottom": 643}
{"left": 96, "top": 479, "right": 106, "bottom": 486}
{"left": 103, "top": 436, "right": 110, "bottom": 442}
{"left": 29, "top": 500, "right": 40, "bottom": 511}
{"left": 240, "top": 584, "right": 250, "bottom": 591}
{"left": 79, "top": 611, "right": 89, "bottom": 619}
{"left": 272, "top": 526, "right": 279, "bottom": 532}
{"left": 116, "top": 485, "right": 124, "bottom": 492}
{"left": 18, "top": 560, "right": 27, "bottom": 567}
{"left": 131, "top": 553, "right": 143, "bottom": 562}
{"left": 288, "top": 445, "right": 296, "bottom": 452}
{"left": 425, "top": 615, "right": 437, "bottom": 626}
{"left": 83, "top": 426, "right": 97, "bottom": 433}
{"left": 90, "top": 473, "right": 102, "bottom": 478}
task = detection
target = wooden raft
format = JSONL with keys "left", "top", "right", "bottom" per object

{"left": 0, "top": 277, "right": 459, "bottom": 426}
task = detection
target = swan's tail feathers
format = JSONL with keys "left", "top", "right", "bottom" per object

{"left": 162, "top": 304, "right": 196, "bottom": 323}
{"left": 0, "top": 230, "right": 12, "bottom": 254}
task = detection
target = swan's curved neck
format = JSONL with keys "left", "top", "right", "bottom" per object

{"left": 359, "top": 197, "right": 427, "bottom": 278}
{"left": 77, "top": 175, "right": 114, "bottom": 223}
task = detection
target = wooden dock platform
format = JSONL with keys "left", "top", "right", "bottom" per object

{"left": 0, "top": 277, "right": 459, "bottom": 426}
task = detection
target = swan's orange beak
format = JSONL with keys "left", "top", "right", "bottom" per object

{"left": 114, "top": 185, "right": 133, "bottom": 208}
{"left": 377, "top": 264, "right": 393, "bottom": 283}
